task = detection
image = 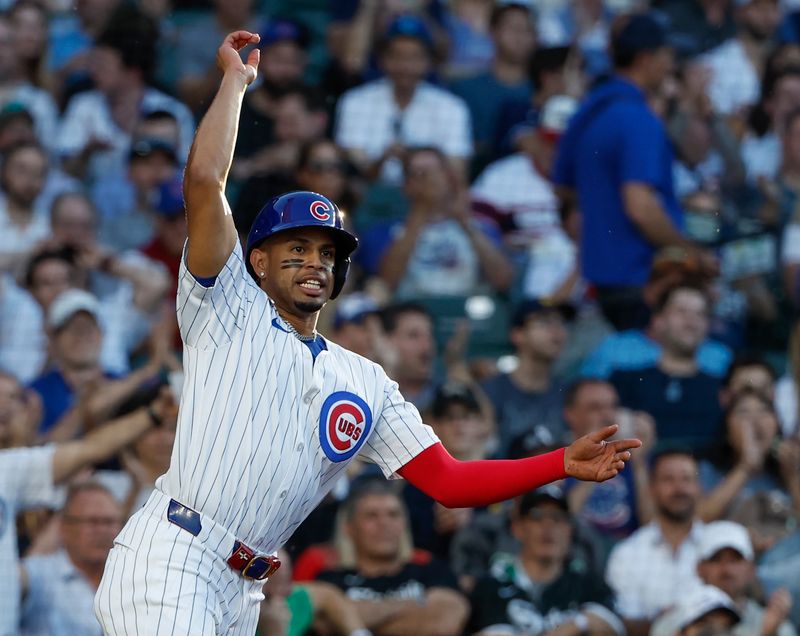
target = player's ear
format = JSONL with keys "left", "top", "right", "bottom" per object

{"left": 250, "top": 248, "right": 268, "bottom": 280}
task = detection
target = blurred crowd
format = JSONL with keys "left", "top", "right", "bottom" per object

{"left": 2, "top": 0, "right": 800, "bottom": 635}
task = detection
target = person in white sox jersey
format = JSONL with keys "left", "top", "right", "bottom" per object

{"left": 93, "top": 31, "right": 642, "bottom": 636}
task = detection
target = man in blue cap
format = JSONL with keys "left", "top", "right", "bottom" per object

{"left": 553, "top": 12, "right": 714, "bottom": 332}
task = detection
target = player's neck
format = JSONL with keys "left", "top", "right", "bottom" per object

{"left": 276, "top": 307, "right": 319, "bottom": 338}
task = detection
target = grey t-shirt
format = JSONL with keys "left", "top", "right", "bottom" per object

{"left": 480, "top": 373, "right": 566, "bottom": 458}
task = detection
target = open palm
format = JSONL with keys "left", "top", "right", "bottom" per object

{"left": 564, "top": 424, "right": 642, "bottom": 482}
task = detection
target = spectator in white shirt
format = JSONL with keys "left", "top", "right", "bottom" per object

{"left": 0, "top": 275, "right": 44, "bottom": 383}
{"left": 0, "top": 372, "right": 174, "bottom": 636}
{"left": 701, "top": 0, "right": 781, "bottom": 121}
{"left": 57, "top": 6, "right": 194, "bottom": 182}
{"left": 605, "top": 449, "right": 705, "bottom": 635}
{"left": 652, "top": 521, "right": 796, "bottom": 636}
{"left": 0, "top": 141, "right": 49, "bottom": 276}
{"left": 20, "top": 481, "right": 123, "bottom": 636}
{"left": 335, "top": 15, "right": 473, "bottom": 184}
{"left": 472, "top": 95, "right": 577, "bottom": 254}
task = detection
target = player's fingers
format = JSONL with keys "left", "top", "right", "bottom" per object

{"left": 227, "top": 30, "right": 256, "bottom": 42}
{"left": 586, "top": 424, "right": 618, "bottom": 443}
{"left": 601, "top": 467, "right": 619, "bottom": 481}
{"left": 247, "top": 48, "right": 260, "bottom": 69}
{"left": 609, "top": 438, "right": 642, "bottom": 452}
{"left": 228, "top": 31, "right": 259, "bottom": 50}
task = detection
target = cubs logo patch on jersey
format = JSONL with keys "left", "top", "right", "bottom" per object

{"left": 319, "top": 391, "right": 373, "bottom": 462}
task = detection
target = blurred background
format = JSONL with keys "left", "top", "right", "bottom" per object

{"left": 2, "top": 0, "right": 800, "bottom": 634}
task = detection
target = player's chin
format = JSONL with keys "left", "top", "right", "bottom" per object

{"left": 294, "top": 297, "right": 328, "bottom": 314}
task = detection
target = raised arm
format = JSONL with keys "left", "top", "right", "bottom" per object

{"left": 183, "top": 31, "right": 260, "bottom": 278}
{"left": 51, "top": 388, "right": 175, "bottom": 484}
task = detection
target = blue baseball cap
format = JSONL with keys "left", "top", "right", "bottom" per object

{"left": 154, "top": 176, "right": 184, "bottom": 218}
{"left": 384, "top": 15, "right": 434, "bottom": 52}
{"left": 333, "top": 293, "right": 379, "bottom": 330}
{"left": 258, "top": 18, "right": 310, "bottom": 50}
{"left": 612, "top": 12, "right": 670, "bottom": 58}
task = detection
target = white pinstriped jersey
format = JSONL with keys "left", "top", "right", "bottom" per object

{"left": 155, "top": 243, "right": 439, "bottom": 554}
{"left": 0, "top": 445, "right": 58, "bottom": 636}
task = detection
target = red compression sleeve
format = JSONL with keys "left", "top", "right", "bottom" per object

{"left": 396, "top": 442, "right": 567, "bottom": 508}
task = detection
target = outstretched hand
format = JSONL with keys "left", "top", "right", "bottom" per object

{"left": 564, "top": 424, "right": 642, "bottom": 482}
{"left": 217, "top": 31, "right": 261, "bottom": 85}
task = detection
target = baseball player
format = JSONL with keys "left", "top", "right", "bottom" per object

{"left": 94, "top": 31, "right": 642, "bottom": 636}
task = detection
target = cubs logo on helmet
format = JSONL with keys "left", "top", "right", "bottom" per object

{"left": 309, "top": 200, "right": 332, "bottom": 221}
{"left": 319, "top": 391, "right": 373, "bottom": 462}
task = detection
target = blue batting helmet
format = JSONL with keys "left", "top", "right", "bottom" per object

{"left": 245, "top": 191, "right": 358, "bottom": 299}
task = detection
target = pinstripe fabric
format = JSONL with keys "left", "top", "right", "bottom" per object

{"left": 95, "top": 491, "right": 260, "bottom": 634}
{"left": 95, "top": 243, "right": 439, "bottom": 634}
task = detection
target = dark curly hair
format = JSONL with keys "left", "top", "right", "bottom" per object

{"left": 95, "top": 4, "right": 159, "bottom": 83}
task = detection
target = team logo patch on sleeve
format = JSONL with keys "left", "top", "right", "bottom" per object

{"left": 319, "top": 391, "right": 373, "bottom": 462}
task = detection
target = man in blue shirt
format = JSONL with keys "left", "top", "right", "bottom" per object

{"left": 553, "top": 13, "right": 709, "bottom": 331}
